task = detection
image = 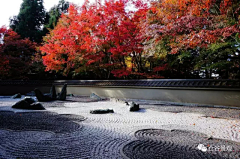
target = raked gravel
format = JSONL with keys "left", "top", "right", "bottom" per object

{"left": 0, "top": 96, "right": 239, "bottom": 158}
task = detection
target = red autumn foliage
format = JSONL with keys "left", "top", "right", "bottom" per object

{"left": 40, "top": 0, "right": 239, "bottom": 79}
{"left": 40, "top": 0, "right": 155, "bottom": 78}
{"left": 0, "top": 26, "right": 37, "bottom": 79}
{"left": 149, "top": 0, "right": 240, "bottom": 54}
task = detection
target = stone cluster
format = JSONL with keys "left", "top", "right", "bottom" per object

{"left": 34, "top": 84, "right": 67, "bottom": 102}
{"left": 12, "top": 97, "right": 45, "bottom": 110}
{"left": 11, "top": 84, "right": 67, "bottom": 110}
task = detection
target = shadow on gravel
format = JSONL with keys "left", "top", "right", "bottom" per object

{"left": 0, "top": 111, "right": 85, "bottom": 133}
{"left": 141, "top": 105, "right": 240, "bottom": 119}
{"left": 122, "top": 129, "right": 240, "bottom": 159}
{"left": 0, "top": 112, "right": 239, "bottom": 158}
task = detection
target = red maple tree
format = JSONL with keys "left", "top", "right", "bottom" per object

{"left": 40, "top": 0, "right": 159, "bottom": 79}
{"left": 0, "top": 26, "right": 37, "bottom": 79}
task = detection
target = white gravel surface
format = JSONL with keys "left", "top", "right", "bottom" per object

{"left": 0, "top": 96, "right": 239, "bottom": 158}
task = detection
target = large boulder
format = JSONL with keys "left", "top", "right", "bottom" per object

{"left": 34, "top": 89, "right": 53, "bottom": 102}
{"left": 34, "top": 88, "right": 45, "bottom": 101}
{"left": 50, "top": 85, "right": 57, "bottom": 99}
{"left": 12, "top": 100, "right": 30, "bottom": 109}
{"left": 11, "top": 93, "right": 21, "bottom": 99}
{"left": 12, "top": 97, "right": 45, "bottom": 110}
{"left": 58, "top": 84, "right": 67, "bottom": 101}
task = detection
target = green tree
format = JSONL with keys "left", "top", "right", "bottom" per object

{"left": 44, "top": 0, "right": 69, "bottom": 30}
{"left": 10, "top": 0, "right": 46, "bottom": 43}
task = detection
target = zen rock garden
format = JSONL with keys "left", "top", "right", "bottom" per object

{"left": 0, "top": 87, "right": 240, "bottom": 159}
{"left": 89, "top": 102, "right": 140, "bottom": 114}
{"left": 11, "top": 85, "right": 141, "bottom": 113}
{"left": 34, "top": 84, "right": 67, "bottom": 102}
{"left": 89, "top": 94, "right": 140, "bottom": 114}
{"left": 11, "top": 84, "right": 67, "bottom": 110}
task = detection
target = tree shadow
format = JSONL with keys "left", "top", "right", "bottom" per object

{"left": 0, "top": 111, "right": 85, "bottom": 133}
{"left": 0, "top": 111, "right": 239, "bottom": 158}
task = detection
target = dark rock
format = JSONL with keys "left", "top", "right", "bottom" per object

{"left": 129, "top": 102, "right": 139, "bottom": 111}
{"left": 34, "top": 88, "right": 45, "bottom": 101}
{"left": 12, "top": 100, "right": 45, "bottom": 110}
{"left": 11, "top": 93, "right": 21, "bottom": 99}
{"left": 90, "top": 109, "right": 114, "bottom": 114}
{"left": 30, "top": 102, "right": 45, "bottom": 110}
{"left": 23, "top": 97, "right": 35, "bottom": 104}
{"left": 58, "top": 84, "right": 67, "bottom": 101}
{"left": 34, "top": 88, "right": 53, "bottom": 102}
{"left": 12, "top": 100, "right": 30, "bottom": 109}
{"left": 50, "top": 85, "right": 56, "bottom": 99}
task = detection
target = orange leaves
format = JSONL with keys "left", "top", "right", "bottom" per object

{"left": 159, "top": 16, "right": 210, "bottom": 36}
{"left": 155, "top": 0, "right": 216, "bottom": 26}
{"left": 40, "top": 0, "right": 167, "bottom": 78}
{"left": 170, "top": 48, "right": 180, "bottom": 54}
{"left": 38, "top": 0, "right": 240, "bottom": 79}
{"left": 178, "top": 0, "right": 213, "bottom": 16}
{"left": 173, "top": 25, "right": 240, "bottom": 51}
{"left": 220, "top": 0, "right": 233, "bottom": 14}
{"left": 152, "top": 0, "right": 240, "bottom": 56}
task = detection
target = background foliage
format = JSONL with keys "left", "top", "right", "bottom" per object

{"left": 1, "top": 0, "right": 240, "bottom": 80}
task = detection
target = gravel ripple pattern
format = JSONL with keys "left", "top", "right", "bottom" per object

{"left": 0, "top": 97, "right": 239, "bottom": 158}
{"left": 122, "top": 129, "right": 240, "bottom": 159}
